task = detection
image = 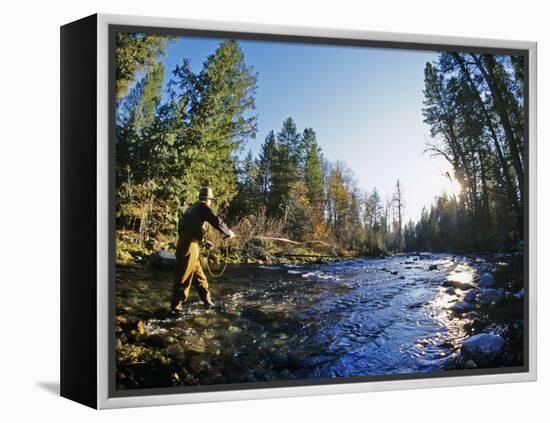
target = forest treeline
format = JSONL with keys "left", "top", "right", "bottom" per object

{"left": 115, "top": 33, "right": 525, "bottom": 257}
{"left": 412, "top": 52, "right": 525, "bottom": 252}
{"left": 228, "top": 119, "right": 406, "bottom": 255}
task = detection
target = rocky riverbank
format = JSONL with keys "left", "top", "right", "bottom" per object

{"left": 117, "top": 232, "right": 346, "bottom": 269}
{"left": 441, "top": 253, "right": 525, "bottom": 370}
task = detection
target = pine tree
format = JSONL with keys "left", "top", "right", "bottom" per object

{"left": 256, "top": 131, "right": 277, "bottom": 207}
{"left": 170, "top": 39, "right": 258, "bottom": 209}
{"left": 302, "top": 128, "right": 325, "bottom": 237}
{"left": 422, "top": 52, "right": 525, "bottom": 251}
{"left": 115, "top": 39, "right": 258, "bottom": 242}
{"left": 392, "top": 179, "right": 404, "bottom": 251}
{"left": 115, "top": 33, "right": 169, "bottom": 99}
{"left": 269, "top": 118, "right": 302, "bottom": 219}
{"left": 229, "top": 150, "right": 260, "bottom": 219}
{"left": 115, "top": 64, "right": 165, "bottom": 242}
{"left": 302, "top": 128, "right": 324, "bottom": 207}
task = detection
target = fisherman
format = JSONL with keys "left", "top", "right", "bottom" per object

{"left": 170, "top": 187, "right": 236, "bottom": 312}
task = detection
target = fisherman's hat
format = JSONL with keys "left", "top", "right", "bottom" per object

{"left": 198, "top": 187, "right": 215, "bottom": 201}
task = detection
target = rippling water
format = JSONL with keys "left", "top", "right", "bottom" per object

{"left": 116, "top": 253, "right": 497, "bottom": 387}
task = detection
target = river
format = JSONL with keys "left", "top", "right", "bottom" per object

{"left": 115, "top": 252, "right": 524, "bottom": 389}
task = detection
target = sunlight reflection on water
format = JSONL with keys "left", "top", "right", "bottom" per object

{"left": 447, "top": 262, "right": 476, "bottom": 284}
{"left": 426, "top": 260, "right": 476, "bottom": 350}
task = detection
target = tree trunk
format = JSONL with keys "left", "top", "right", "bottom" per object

{"left": 432, "top": 72, "right": 474, "bottom": 212}
{"left": 471, "top": 53, "right": 524, "bottom": 205}
{"left": 453, "top": 53, "right": 521, "bottom": 216}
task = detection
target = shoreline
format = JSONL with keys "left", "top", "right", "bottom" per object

{"left": 116, "top": 239, "right": 522, "bottom": 269}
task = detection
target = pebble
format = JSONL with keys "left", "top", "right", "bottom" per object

{"left": 478, "top": 272, "right": 496, "bottom": 288}
{"left": 449, "top": 300, "right": 474, "bottom": 313}
{"left": 464, "top": 359, "right": 477, "bottom": 369}
{"left": 464, "top": 311, "right": 480, "bottom": 319}
{"left": 479, "top": 288, "right": 505, "bottom": 305}
{"left": 443, "top": 280, "right": 476, "bottom": 290}
{"left": 515, "top": 288, "right": 525, "bottom": 300}
{"left": 464, "top": 289, "right": 479, "bottom": 303}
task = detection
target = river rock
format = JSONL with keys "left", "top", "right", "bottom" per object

{"left": 271, "top": 352, "right": 290, "bottom": 369}
{"left": 428, "top": 264, "right": 438, "bottom": 271}
{"left": 449, "top": 300, "right": 474, "bottom": 313}
{"left": 150, "top": 250, "right": 176, "bottom": 269}
{"left": 515, "top": 288, "right": 525, "bottom": 300}
{"left": 479, "top": 288, "right": 505, "bottom": 305}
{"left": 199, "top": 360, "right": 211, "bottom": 371}
{"left": 144, "top": 334, "right": 167, "bottom": 348}
{"left": 445, "top": 287, "right": 456, "bottom": 295}
{"left": 443, "top": 280, "right": 476, "bottom": 290}
{"left": 464, "top": 289, "right": 479, "bottom": 303}
{"left": 169, "top": 350, "right": 187, "bottom": 363}
{"left": 462, "top": 333, "right": 504, "bottom": 365}
{"left": 144, "top": 238, "right": 161, "bottom": 250}
{"left": 253, "top": 365, "right": 267, "bottom": 378}
{"left": 478, "top": 272, "right": 496, "bottom": 288}
{"left": 464, "top": 359, "right": 478, "bottom": 369}
{"left": 464, "top": 318, "right": 488, "bottom": 334}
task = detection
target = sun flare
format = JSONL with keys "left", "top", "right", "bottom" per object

{"left": 450, "top": 180, "right": 462, "bottom": 197}
{"left": 442, "top": 170, "right": 462, "bottom": 198}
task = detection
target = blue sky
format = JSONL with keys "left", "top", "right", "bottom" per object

{"left": 160, "top": 36, "right": 453, "bottom": 222}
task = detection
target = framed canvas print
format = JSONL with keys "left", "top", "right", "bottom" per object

{"left": 60, "top": 13, "right": 537, "bottom": 409}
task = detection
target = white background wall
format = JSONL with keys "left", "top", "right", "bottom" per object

{"left": 0, "top": 0, "right": 546, "bottom": 420}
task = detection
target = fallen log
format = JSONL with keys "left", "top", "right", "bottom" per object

{"left": 273, "top": 253, "right": 338, "bottom": 258}
{"left": 249, "top": 236, "right": 334, "bottom": 248}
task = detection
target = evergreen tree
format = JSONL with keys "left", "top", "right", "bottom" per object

{"left": 302, "top": 128, "right": 326, "bottom": 237}
{"left": 285, "top": 180, "right": 314, "bottom": 241}
{"left": 269, "top": 118, "right": 302, "bottom": 219}
{"left": 256, "top": 131, "right": 277, "bottom": 207}
{"left": 229, "top": 150, "right": 260, "bottom": 219}
{"left": 422, "top": 53, "right": 525, "bottom": 251}
{"left": 115, "top": 40, "right": 257, "bottom": 242}
{"left": 168, "top": 40, "right": 258, "bottom": 210}
{"left": 302, "top": 128, "right": 324, "bottom": 207}
{"left": 115, "top": 33, "right": 169, "bottom": 99}
{"left": 115, "top": 64, "right": 166, "bottom": 242}
{"left": 392, "top": 179, "right": 404, "bottom": 251}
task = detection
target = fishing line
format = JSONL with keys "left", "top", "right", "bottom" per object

{"left": 202, "top": 235, "right": 334, "bottom": 278}
{"left": 204, "top": 239, "right": 230, "bottom": 278}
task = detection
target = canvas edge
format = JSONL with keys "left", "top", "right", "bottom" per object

{"left": 95, "top": 13, "right": 537, "bottom": 409}
{"left": 527, "top": 42, "right": 537, "bottom": 383}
